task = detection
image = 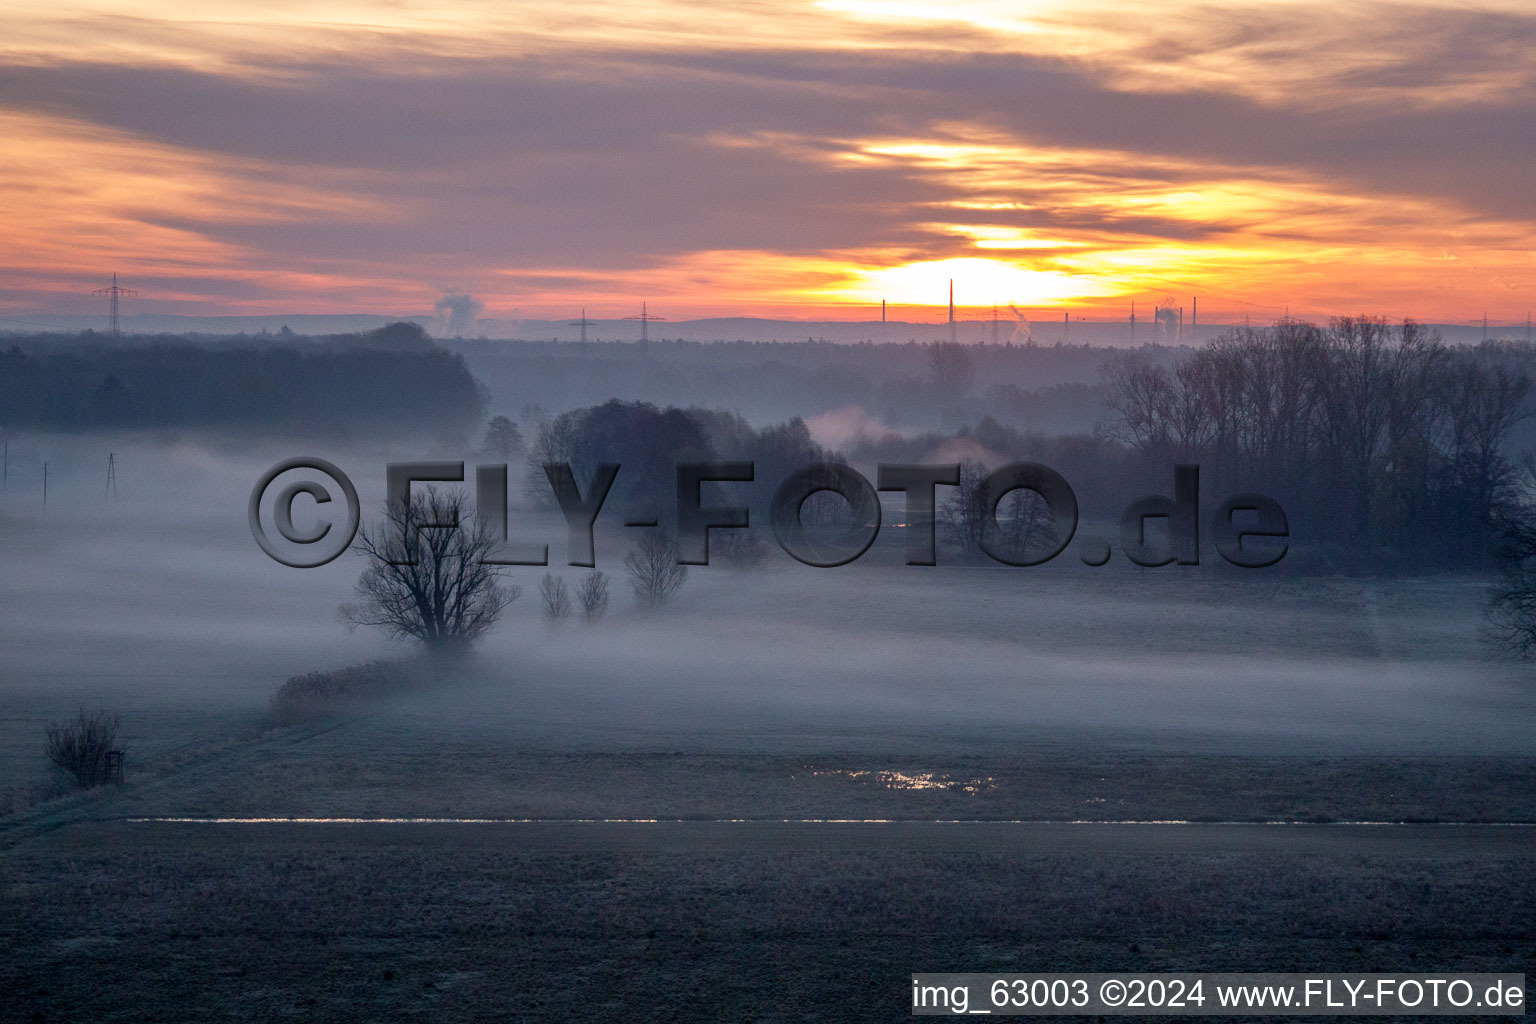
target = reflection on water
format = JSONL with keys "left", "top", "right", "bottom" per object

{"left": 811, "top": 768, "right": 995, "bottom": 794}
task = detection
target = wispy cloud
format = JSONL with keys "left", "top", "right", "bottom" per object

{"left": 0, "top": 0, "right": 1531, "bottom": 319}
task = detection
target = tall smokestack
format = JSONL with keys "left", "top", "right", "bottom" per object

{"left": 1192, "top": 296, "right": 1197, "bottom": 336}
{"left": 948, "top": 280, "right": 955, "bottom": 344}
{"left": 881, "top": 299, "right": 886, "bottom": 323}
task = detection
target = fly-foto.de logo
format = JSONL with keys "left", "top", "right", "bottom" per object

{"left": 248, "top": 459, "right": 1288, "bottom": 571}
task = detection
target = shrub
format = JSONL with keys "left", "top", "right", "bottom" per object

{"left": 269, "top": 659, "right": 421, "bottom": 726}
{"left": 576, "top": 570, "right": 609, "bottom": 622}
{"left": 625, "top": 529, "right": 688, "bottom": 606}
{"left": 46, "top": 708, "right": 123, "bottom": 788}
{"left": 540, "top": 573, "right": 573, "bottom": 624}
{"left": 712, "top": 528, "right": 768, "bottom": 569}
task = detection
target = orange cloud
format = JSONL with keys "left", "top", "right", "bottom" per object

{"left": 0, "top": 0, "right": 1531, "bottom": 323}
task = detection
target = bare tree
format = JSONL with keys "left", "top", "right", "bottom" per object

{"left": 523, "top": 411, "right": 580, "bottom": 507}
{"left": 576, "top": 570, "right": 610, "bottom": 622}
{"left": 940, "top": 461, "right": 1057, "bottom": 564}
{"left": 624, "top": 529, "right": 688, "bottom": 606}
{"left": 940, "top": 460, "right": 990, "bottom": 563}
{"left": 1000, "top": 487, "right": 1057, "bottom": 562}
{"left": 46, "top": 708, "right": 122, "bottom": 788}
{"left": 1489, "top": 547, "right": 1536, "bottom": 656}
{"left": 1316, "top": 316, "right": 1443, "bottom": 542}
{"left": 539, "top": 573, "right": 573, "bottom": 624}
{"left": 1487, "top": 453, "right": 1536, "bottom": 657}
{"left": 1101, "top": 355, "right": 1174, "bottom": 457}
{"left": 1446, "top": 352, "right": 1530, "bottom": 531}
{"left": 342, "top": 488, "right": 517, "bottom": 650}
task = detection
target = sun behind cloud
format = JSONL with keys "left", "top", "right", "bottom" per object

{"left": 832, "top": 257, "right": 1114, "bottom": 310}
{"left": 0, "top": 0, "right": 1531, "bottom": 322}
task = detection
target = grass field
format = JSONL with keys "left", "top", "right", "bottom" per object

{"left": 3, "top": 441, "right": 1534, "bottom": 1020}
{"left": 4, "top": 819, "right": 1534, "bottom": 1022}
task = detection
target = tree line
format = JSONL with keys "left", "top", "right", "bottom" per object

{"left": 1100, "top": 318, "right": 1530, "bottom": 564}
{"left": 522, "top": 399, "right": 840, "bottom": 526}
{"left": 0, "top": 323, "right": 482, "bottom": 436}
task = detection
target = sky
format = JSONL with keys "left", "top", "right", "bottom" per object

{"left": 1, "top": 0, "right": 1533, "bottom": 325}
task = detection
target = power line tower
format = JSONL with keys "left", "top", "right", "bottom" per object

{"left": 106, "top": 452, "right": 117, "bottom": 502}
{"left": 92, "top": 273, "right": 137, "bottom": 337}
{"left": 569, "top": 308, "right": 597, "bottom": 343}
{"left": 623, "top": 302, "right": 667, "bottom": 345}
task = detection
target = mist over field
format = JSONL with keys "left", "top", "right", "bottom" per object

{"left": 3, "top": 427, "right": 1533, "bottom": 802}
{"left": 5, "top": 325, "right": 1535, "bottom": 1023}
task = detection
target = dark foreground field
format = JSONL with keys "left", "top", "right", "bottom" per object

{"left": 4, "top": 662, "right": 1534, "bottom": 1022}
{"left": 4, "top": 762, "right": 1535, "bottom": 1023}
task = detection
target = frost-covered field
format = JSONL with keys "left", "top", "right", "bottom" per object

{"left": 3, "top": 437, "right": 1534, "bottom": 801}
{"left": 4, "top": 439, "right": 1534, "bottom": 1023}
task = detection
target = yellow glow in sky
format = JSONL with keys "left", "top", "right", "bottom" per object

{"left": 0, "top": 0, "right": 1530, "bottom": 323}
{"left": 838, "top": 258, "right": 1113, "bottom": 308}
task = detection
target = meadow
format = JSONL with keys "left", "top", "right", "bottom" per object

{"left": 2, "top": 436, "right": 1533, "bottom": 1020}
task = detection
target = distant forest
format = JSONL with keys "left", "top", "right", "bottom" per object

{"left": 5, "top": 317, "right": 1535, "bottom": 570}
{"left": 447, "top": 336, "right": 1144, "bottom": 433}
{"left": 504, "top": 320, "right": 1536, "bottom": 571}
{"left": 0, "top": 323, "right": 482, "bottom": 436}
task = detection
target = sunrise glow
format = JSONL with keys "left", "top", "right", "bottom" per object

{"left": 0, "top": 0, "right": 1531, "bottom": 325}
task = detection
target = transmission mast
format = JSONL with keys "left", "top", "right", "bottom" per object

{"left": 92, "top": 273, "right": 138, "bottom": 337}
{"left": 569, "top": 308, "right": 597, "bottom": 344}
{"left": 623, "top": 302, "right": 667, "bottom": 344}
{"left": 106, "top": 452, "right": 117, "bottom": 502}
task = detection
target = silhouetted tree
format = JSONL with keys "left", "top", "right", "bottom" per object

{"left": 940, "top": 460, "right": 990, "bottom": 563}
{"left": 343, "top": 488, "right": 517, "bottom": 649}
{"left": 1488, "top": 462, "right": 1536, "bottom": 657}
{"left": 940, "top": 460, "right": 1057, "bottom": 564}
{"left": 482, "top": 415, "right": 525, "bottom": 460}
{"left": 1444, "top": 353, "right": 1529, "bottom": 536}
{"left": 523, "top": 410, "right": 580, "bottom": 507}
{"left": 625, "top": 529, "right": 688, "bottom": 606}
{"left": 576, "top": 570, "right": 610, "bottom": 622}
{"left": 539, "top": 573, "right": 573, "bottom": 624}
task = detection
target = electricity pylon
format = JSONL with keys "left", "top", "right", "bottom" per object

{"left": 92, "top": 273, "right": 137, "bottom": 336}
